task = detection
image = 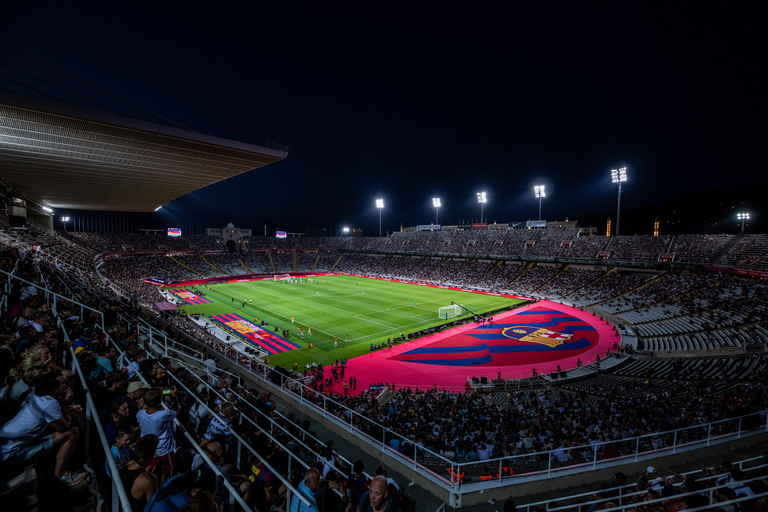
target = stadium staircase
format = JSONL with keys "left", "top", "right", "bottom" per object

{"left": 311, "top": 253, "right": 320, "bottom": 272}
{"left": 540, "top": 263, "right": 568, "bottom": 291}
{"left": 484, "top": 259, "right": 504, "bottom": 279}
{"left": 329, "top": 253, "right": 344, "bottom": 272}
{"left": 711, "top": 234, "right": 740, "bottom": 263}
{"left": 238, "top": 258, "right": 251, "bottom": 273}
{"left": 605, "top": 271, "right": 667, "bottom": 306}
{"left": 266, "top": 252, "right": 276, "bottom": 272}
{"left": 168, "top": 255, "right": 206, "bottom": 276}
{"left": 666, "top": 234, "right": 677, "bottom": 254}
{"left": 563, "top": 268, "right": 613, "bottom": 301}
{"left": 292, "top": 252, "right": 298, "bottom": 272}
{"left": 200, "top": 254, "right": 225, "bottom": 274}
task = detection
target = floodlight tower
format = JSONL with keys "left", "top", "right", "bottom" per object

{"left": 534, "top": 185, "right": 546, "bottom": 221}
{"left": 611, "top": 167, "right": 627, "bottom": 236}
{"left": 477, "top": 192, "right": 487, "bottom": 223}
{"left": 432, "top": 198, "right": 441, "bottom": 225}
{"left": 376, "top": 199, "right": 384, "bottom": 237}
{"left": 62, "top": 216, "right": 70, "bottom": 232}
{"left": 737, "top": 212, "right": 750, "bottom": 236}
{"left": 343, "top": 227, "right": 350, "bottom": 237}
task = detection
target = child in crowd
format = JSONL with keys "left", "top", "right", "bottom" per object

{"left": 106, "top": 423, "right": 135, "bottom": 477}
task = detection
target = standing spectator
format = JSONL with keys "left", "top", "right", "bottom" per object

{"left": 137, "top": 387, "right": 177, "bottom": 478}
{"left": 345, "top": 459, "right": 369, "bottom": 511}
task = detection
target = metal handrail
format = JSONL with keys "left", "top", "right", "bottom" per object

{"left": 175, "top": 360, "right": 367, "bottom": 484}
{"left": 155, "top": 361, "right": 313, "bottom": 510}
{"left": 68, "top": 346, "right": 133, "bottom": 512}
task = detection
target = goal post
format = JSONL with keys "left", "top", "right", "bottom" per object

{"left": 438, "top": 304, "right": 463, "bottom": 320}
{"left": 273, "top": 274, "right": 291, "bottom": 281}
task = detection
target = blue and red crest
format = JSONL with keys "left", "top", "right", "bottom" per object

{"left": 389, "top": 306, "right": 599, "bottom": 367}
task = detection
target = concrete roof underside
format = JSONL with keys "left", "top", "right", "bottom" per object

{"left": 0, "top": 92, "right": 287, "bottom": 212}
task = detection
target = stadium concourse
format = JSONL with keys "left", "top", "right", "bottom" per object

{"left": 324, "top": 301, "right": 620, "bottom": 394}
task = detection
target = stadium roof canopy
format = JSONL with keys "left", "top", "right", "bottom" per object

{"left": 0, "top": 91, "right": 288, "bottom": 212}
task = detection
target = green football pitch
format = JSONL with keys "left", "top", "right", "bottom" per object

{"left": 177, "top": 274, "right": 525, "bottom": 367}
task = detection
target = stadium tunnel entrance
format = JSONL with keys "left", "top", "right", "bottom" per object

{"left": 225, "top": 240, "right": 237, "bottom": 253}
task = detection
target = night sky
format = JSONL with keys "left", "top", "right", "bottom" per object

{"left": 1, "top": 2, "right": 765, "bottom": 235}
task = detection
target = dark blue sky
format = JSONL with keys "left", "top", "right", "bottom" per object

{"left": 1, "top": 2, "right": 765, "bottom": 235}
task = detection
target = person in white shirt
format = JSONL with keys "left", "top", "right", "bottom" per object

{"left": 137, "top": 387, "right": 177, "bottom": 478}
{"left": 0, "top": 371, "right": 86, "bottom": 485}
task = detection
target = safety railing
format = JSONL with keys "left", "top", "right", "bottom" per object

{"left": 152, "top": 360, "right": 314, "bottom": 511}
{"left": 204, "top": 353, "right": 768, "bottom": 505}
{"left": 173, "top": 359, "right": 373, "bottom": 485}
{"left": 68, "top": 344, "right": 133, "bottom": 512}
{"left": 25, "top": 267, "right": 257, "bottom": 512}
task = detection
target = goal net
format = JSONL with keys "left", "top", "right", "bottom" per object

{"left": 438, "top": 304, "right": 463, "bottom": 320}
{"left": 273, "top": 274, "right": 291, "bottom": 281}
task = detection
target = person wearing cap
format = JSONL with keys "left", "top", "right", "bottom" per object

{"left": 647, "top": 466, "right": 664, "bottom": 490}
{"left": 115, "top": 380, "right": 149, "bottom": 425}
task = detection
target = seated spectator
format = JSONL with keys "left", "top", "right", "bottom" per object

{"left": 357, "top": 475, "right": 396, "bottom": 512}
{"left": 118, "top": 380, "right": 149, "bottom": 425}
{"left": 103, "top": 399, "right": 132, "bottom": 448}
{"left": 94, "top": 371, "right": 127, "bottom": 414}
{"left": 0, "top": 370, "right": 86, "bottom": 485}
{"left": 2, "top": 364, "right": 50, "bottom": 419}
{"left": 316, "top": 469, "right": 350, "bottom": 512}
{"left": 119, "top": 434, "right": 159, "bottom": 512}
{"left": 191, "top": 440, "right": 251, "bottom": 504}
{"left": 144, "top": 466, "right": 218, "bottom": 512}
{"left": 72, "top": 327, "right": 98, "bottom": 355}
{"left": 137, "top": 387, "right": 177, "bottom": 478}
{"left": 88, "top": 345, "right": 116, "bottom": 382}
{"left": 249, "top": 444, "right": 287, "bottom": 510}
{"left": 175, "top": 490, "right": 216, "bottom": 512}
{"left": 106, "top": 423, "right": 135, "bottom": 477}
{"left": 292, "top": 467, "right": 320, "bottom": 512}
{"left": 200, "top": 401, "right": 235, "bottom": 449}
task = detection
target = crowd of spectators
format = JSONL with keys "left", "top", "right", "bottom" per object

{"left": 1, "top": 244, "right": 416, "bottom": 512}
{"left": 608, "top": 235, "right": 673, "bottom": 262}
{"left": 4, "top": 225, "right": 768, "bottom": 511}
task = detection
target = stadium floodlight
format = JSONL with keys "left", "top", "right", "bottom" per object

{"left": 611, "top": 167, "right": 627, "bottom": 236}
{"left": 477, "top": 192, "right": 487, "bottom": 223}
{"left": 376, "top": 199, "right": 384, "bottom": 237}
{"left": 61, "top": 216, "right": 70, "bottom": 231}
{"left": 432, "top": 197, "right": 441, "bottom": 225}
{"left": 154, "top": 206, "right": 162, "bottom": 212}
{"left": 343, "top": 226, "right": 350, "bottom": 236}
{"left": 737, "top": 212, "right": 750, "bottom": 235}
{"left": 534, "top": 185, "right": 546, "bottom": 220}
{"left": 42, "top": 206, "right": 53, "bottom": 213}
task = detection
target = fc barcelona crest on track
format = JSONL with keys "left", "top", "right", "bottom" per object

{"left": 501, "top": 326, "right": 572, "bottom": 348}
